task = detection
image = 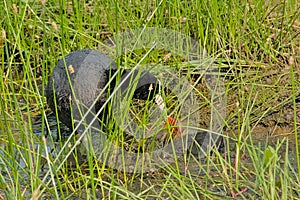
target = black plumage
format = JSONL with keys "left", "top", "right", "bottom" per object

{"left": 46, "top": 49, "right": 117, "bottom": 131}
{"left": 46, "top": 49, "right": 160, "bottom": 133}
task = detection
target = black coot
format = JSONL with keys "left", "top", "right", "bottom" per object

{"left": 46, "top": 49, "right": 159, "bottom": 133}
{"left": 46, "top": 49, "right": 223, "bottom": 160}
{"left": 46, "top": 49, "right": 118, "bottom": 131}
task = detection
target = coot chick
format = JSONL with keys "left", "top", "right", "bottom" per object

{"left": 189, "top": 130, "right": 225, "bottom": 158}
{"left": 46, "top": 49, "right": 118, "bottom": 132}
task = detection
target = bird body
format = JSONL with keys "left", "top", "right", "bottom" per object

{"left": 46, "top": 49, "right": 161, "bottom": 133}
{"left": 46, "top": 49, "right": 117, "bottom": 130}
{"left": 45, "top": 49, "right": 224, "bottom": 170}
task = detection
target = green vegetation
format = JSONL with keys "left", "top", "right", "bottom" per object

{"left": 0, "top": 0, "right": 299, "bottom": 199}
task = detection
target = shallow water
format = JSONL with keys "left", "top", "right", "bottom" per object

{"left": 0, "top": 111, "right": 299, "bottom": 199}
